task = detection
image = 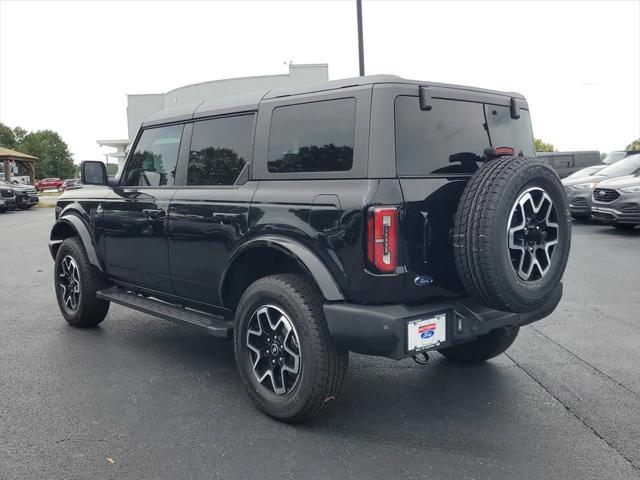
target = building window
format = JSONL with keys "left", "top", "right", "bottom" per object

{"left": 268, "top": 98, "right": 355, "bottom": 173}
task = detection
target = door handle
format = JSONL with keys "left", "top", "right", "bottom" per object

{"left": 212, "top": 212, "right": 240, "bottom": 223}
{"left": 142, "top": 208, "right": 166, "bottom": 219}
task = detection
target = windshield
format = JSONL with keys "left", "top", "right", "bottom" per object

{"left": 395, "top": 97, "right": 534, "bottom": 176}
{"left": 597, "top": 154, "right": 640, "bottom": 177}
{"left": 602, "top": 151, "right": 627, "bottom": 165}
{"left": 566, "top": 165, "right": 604, "bottom": 179}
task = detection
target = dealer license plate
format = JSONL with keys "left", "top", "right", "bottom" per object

{"left": 407, "top": 313, "right": 447, "bottom": 352}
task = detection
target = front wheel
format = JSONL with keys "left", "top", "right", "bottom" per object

{"left": 54, "top": 237, "right": 110, "bottom": 327}
{"left": 234, "top": 274, "right": 348, "bottom": 423}
{"left": 439, "top": 326, "right": 519, "bottom": 364}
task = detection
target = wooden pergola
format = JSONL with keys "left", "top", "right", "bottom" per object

{"left": 0, "top": 146, "right": 38, "bottom": 184}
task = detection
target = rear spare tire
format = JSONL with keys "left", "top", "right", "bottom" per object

{"left": 453, "top": 156, "right": 570, "bottom": 313}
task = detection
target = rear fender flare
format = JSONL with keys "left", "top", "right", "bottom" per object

{"left": 219, "top": 235, "right": 344, "bottom": 306}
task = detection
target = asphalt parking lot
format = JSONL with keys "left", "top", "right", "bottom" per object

{"left": 1, "top": 208, "right": 638, "bottom": 480}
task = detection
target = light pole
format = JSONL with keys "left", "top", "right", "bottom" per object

{"left": 356, "top": 0, "right": 365, "bottom": 76}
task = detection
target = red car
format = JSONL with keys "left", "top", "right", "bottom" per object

{"left": 34, "top": 177, "right": 64, "bottom": 192}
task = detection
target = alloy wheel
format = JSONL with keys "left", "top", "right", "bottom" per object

{"left": 507, "top": 187, "right": 559, "bottom": 282}
{"left": 58, "top": 255, "right": 81, "bottom": 311}
{"left": 246, "top": 305, "right": 301, "bottom": 395}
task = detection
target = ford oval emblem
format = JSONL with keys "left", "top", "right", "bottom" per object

{"left": 414, "top": 275, "right": 434, "bottom": 287}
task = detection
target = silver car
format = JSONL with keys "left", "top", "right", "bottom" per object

{"left": 591, "top": 175, "right": 640, "bottom": 229}
{"left": 562, "top": 153, "right": 640, "bottom": 219}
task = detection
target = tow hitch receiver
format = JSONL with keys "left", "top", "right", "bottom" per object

{"left": 412, "top": 352, "right": 429, "bottom": 365}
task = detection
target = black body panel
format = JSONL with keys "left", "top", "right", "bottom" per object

{"left": 101, "top": 187, "right": 175, "bottom": 293}
{"left": 169, "top": 183, "right": 257, "bottom": 304}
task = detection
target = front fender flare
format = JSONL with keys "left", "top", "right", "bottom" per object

{"left": 220, "top": 235, "right": 344, "bottom": 305}
{"left": 49, "top": 213, "right": 102, "bottom": 271}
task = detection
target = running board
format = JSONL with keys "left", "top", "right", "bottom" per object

{"left": 96, "top": 288, "right": 232, "bottom": 338}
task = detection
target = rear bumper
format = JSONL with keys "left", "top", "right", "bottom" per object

{"left": 324, "top": 283, "right": 563, "bottom": 360}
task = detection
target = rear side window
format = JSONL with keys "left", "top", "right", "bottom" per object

{"left": 268, "top": 98, "right": 355, "bottom": 173}
{"left": 395, "top": 96, "right": 535, "bottom": 176}
{"left": 125, "top": 124, "right": 183, "bottom": 186}
{"left": 188, "top": 115, "right": 254, "bottom": 186}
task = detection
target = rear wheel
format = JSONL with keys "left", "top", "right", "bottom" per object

{"left": 439, "top": 326, "right": 519, "bottom": 363}
{"left": 234, "top": 274, "right": 348, "bottom": 423}
{"left": 54, "top": 237, "right": 109, "bottom": 327}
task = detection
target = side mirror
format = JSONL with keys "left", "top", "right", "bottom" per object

{"left": 81, "top": 161, "right": 108, "bottom": 186}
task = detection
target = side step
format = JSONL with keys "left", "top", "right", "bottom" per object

{"left": 96, "top": 288, "right": 232, "bottom": 338}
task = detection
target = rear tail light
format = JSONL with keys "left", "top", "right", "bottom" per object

{"left": 494, "top": 146, "right": 515, "bottom": 156}
{"left": 484, "top": 146, "right": 515, "bottom": 158}
{"left": 367, "top": 207, "right": 398, "bottom": 273}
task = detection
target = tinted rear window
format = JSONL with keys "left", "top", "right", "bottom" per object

{"left": 484, "top": 105, "right": 534, "bottom": 157}
{"left": 268, "top": 98, "right": 355, "bottom": 173}
{"left": 395, "top": 96, "right": 534, "bottom": 176}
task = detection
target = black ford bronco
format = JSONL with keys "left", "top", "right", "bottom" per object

{"left": 50, "top": 75, "right": 570, "bottom": 423}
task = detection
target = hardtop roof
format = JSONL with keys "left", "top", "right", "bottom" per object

{"left": 143, "top": 74, "right": 526, "bottom": 127}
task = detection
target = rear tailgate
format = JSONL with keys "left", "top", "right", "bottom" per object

{"left": 395, "top": 93, "right": 535, "bottom": 301}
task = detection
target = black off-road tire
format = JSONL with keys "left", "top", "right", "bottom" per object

{"left": 439, "top": 326, "right": 519, "bottom": 363}
{"left": 234, "top": 274, "right": 348, "bottom": 423}
{"left": 453, "top": 156, "right": 571, "bottom": 313}
{"left": 54, "top": 237, "right": 110, "bottom": 327}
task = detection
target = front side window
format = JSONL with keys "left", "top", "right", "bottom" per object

{"left": 268, "top": 98, "right": 355, "bottom": 173}
{"left": 187, "top": 115, "right": 254, "bottom": 186}
{"left": 124, "top": 124, "right": 183, "bottom": 187}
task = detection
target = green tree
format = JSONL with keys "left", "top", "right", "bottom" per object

{"left": 13, "top": 127, "right": 28, "bottom": 147}
{"left": 534, "top": 138, "right": 555, "bottom": 152}
{"left": 626, "top": 138, "right": 640, "bottom": 151}
{"left": 20, "top": 130, "right": 76, "bottom": 179}
{"left": 0, "top": 122, "right": 16, "bottom": 149}
{"left": 106, "top": 163, "right": 119, "bottom": 176}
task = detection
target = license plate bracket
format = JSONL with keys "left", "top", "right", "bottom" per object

{"left": 406, "top": 313, "right": 447, "bottom": 353}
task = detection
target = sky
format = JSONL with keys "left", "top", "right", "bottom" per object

{"left": 1, "top": 0, "right": 639, "bottom": 162}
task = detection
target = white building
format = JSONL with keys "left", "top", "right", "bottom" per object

{"left": 98, "top": 64, "right": 329, "bottom": 172}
